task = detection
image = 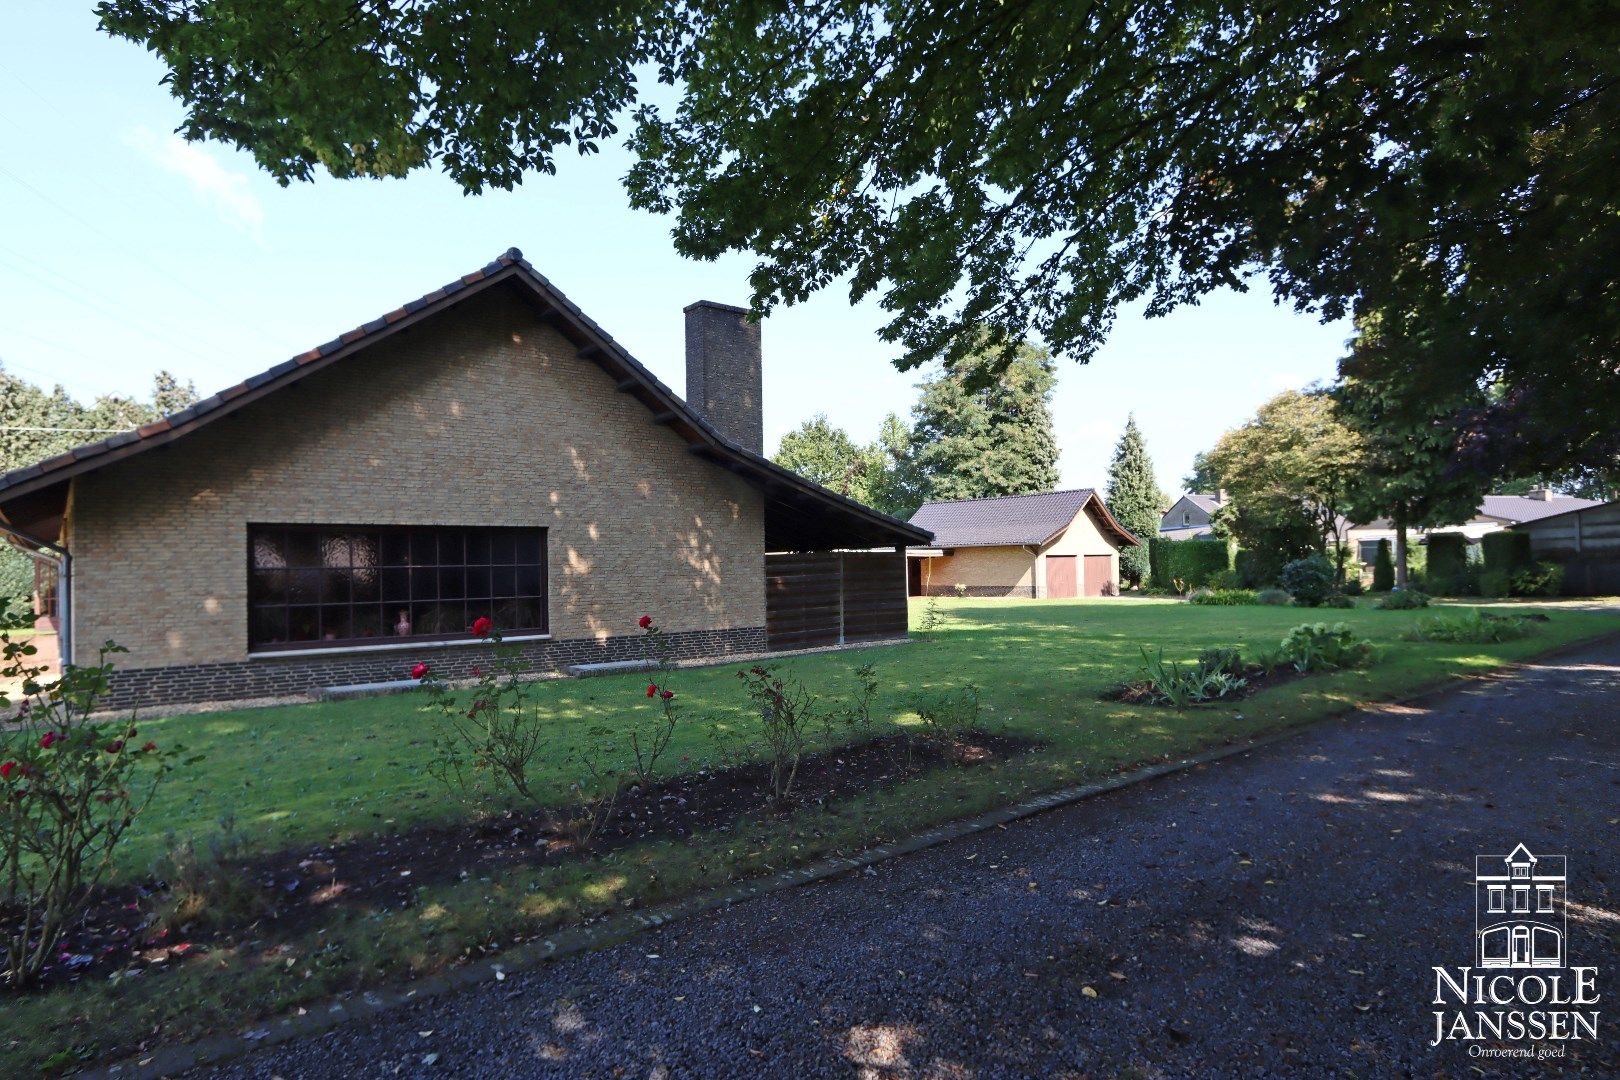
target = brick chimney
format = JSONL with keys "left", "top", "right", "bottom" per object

{"left": 1526, "top": 486, "right": 1554, "bottom": 501}
{"left": 684, "top": 301, "right": 763, "bottom": 455}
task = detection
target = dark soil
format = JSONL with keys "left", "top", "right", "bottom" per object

{"left": 2, "top": 729, "right": 1032, "bottom": 994}
{"left": 1102, "top": 663, "right": 1309, "bottom": 706}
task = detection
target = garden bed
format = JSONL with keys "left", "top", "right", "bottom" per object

{"left": 1101, "top": 663, "right": 1309, "bottom": 706}
{"left": 2, "top": 728, "right": 1031, "bottom": 995}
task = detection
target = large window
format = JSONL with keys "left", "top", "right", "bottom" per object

{"left": 248, "top": 525, "right": 547, "bottom": 651}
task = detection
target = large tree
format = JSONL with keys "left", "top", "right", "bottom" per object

{"left": 908, "top": 341, "right": 1060, "bottom": 504}
{"left": 99, "top": 1, "right": 1620, "bottom": 477}
{"left": 1206, "top": 390, "right": 1363, "bottom": 580}
{"left": 772, "top": 411, "right": 922, "bottom": 520}
{"left": 1181, "top": 451, "right": 1222, "bottom": 498}
{"left": 1104, "top": 416, "right": 1166, "bottom": 585}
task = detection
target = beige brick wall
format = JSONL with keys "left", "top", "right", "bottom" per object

{"left": 67, "top": 287, "right": 766, "bottom": 668}
{"left": 915, "top": 546, "right": 1036, "bottom": 594}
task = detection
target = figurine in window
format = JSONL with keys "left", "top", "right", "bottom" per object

{"left": 394, "top": 608, "right": 411, "bottom": 636}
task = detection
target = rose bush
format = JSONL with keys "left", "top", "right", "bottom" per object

{"left": 1, "top": 601, "right": 192, "bottom": 990}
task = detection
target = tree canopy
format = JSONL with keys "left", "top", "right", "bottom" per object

{"left": 771, "top": 411, "right": 919, "bottom": 520}
{"left": 907, "top": 341, "right": 1060, "bottom": 503}
{"left": 1104, "top": 416, "right": 1166, "bottom": 585}
{"left": 1206, "top": 389, "right": 1362, "bottom": 576}
{"left": 95, "top": 1, "right": 1620, "bottom": 474}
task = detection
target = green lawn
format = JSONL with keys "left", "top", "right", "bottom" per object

{"left": 7, "top": 597, "right": 1618, "bottom": 1073}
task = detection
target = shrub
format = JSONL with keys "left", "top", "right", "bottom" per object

{"left": 912, "top": 685, "right": 981, "bottom": 743}
{"left": 1, "top": 610, "right": 189, "bottom": 990}
{"left": 1280, "top": 554, "right": 1335, "bottom": 606}
{"left": 917, "top": 596, "right": 944, "bottom": 634}
{"left": 1510, "top": 561, "right": 1564, "bottom": 597}
{"left": 1208, "top": 568, "right": 1244, "bottom": 590}
{"left": 1134, "top": 647, "right": 1248, "bottom": 708}
{"left": 1426, "top": 532, "right": 1470, "bottom": 593}
{"left": 1479, "top": 568, "right": 1512, "bottom": 597}
{"left": 1278, "top": 623, "right": 1374, "bottom": 672}
{"left": 1256, "top": 587, "right": 1293, "bottom": 606}
{"left": 1376, "top": 589, "right": 1431, "bottom": 610}
{"left": 148, "top": 816, "right": 268, "bottom": 935}
{"left": 735, "top": 665, "right": 819, "bottom": 802}
{"left": 1402, "top": 611, "right": 1534, "bottom": 644}
{"left": 1372, "top": 539, "right": 1395, "bottom": 591}
{"left": 1197, "top": 647, "right": 1245, "bottom": 678}
{"left": 1482, "top": 531, "right": 1533, "bottom": 574}
{"left": 1188, "top": 588, "right": 1259, "bottom": 606}
{"left": 1322, "top": 594, "right": 1356, "bottom": 609}
{"left": 1342, "top": 576, "right": 1364, "bottom": 597}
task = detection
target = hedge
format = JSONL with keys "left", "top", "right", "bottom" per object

{"left": 1482, "top": 531, "right": 1533, "bottom": 573}
{"left": 1149, "top": 537, "right": 1231, "bottom": 589}
{"left": 1426, "top": 532, "right": 1470, "bottom": 593}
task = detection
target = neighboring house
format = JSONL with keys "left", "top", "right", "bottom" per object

{"left": 0, "top": 249, "right": 928, "bottom": 709}
{"left": 1509, "top": 497, "right": 1620, "bottom": 595}
{"left": 1342, "top": 490, "right": 1603, "bottom": 567}
{"left": 906, "top": 489, "right": 1139, "bottom": 598}
{"left": 1158, "top": 492, "right": 1225, "bottom": 541}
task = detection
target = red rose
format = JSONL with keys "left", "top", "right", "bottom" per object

{"left": 660, "top": 689, "right": 675, "bottom": 700}
{"left": 470, "top": 616, "right": 493, "bottom": 638}
{"left": 39, "top": 732, "right": 58, "bottom": 749}
{"left": 106, "top": 740, "right": 124, "bottom": 753}
{"left": 471, "top": 667, "right": 482, "bottom": 678}
{"left": 410, "top": 662, "right": 430, "bottom": 680}
{"left": 646, "top": 683, "right": 657, "bottom": 698}
{"left": 0, "top": 761, "right": 15, "bottom": 780}
{"left": 638, "top": 614, "right": 653, "bottom": 629}
{"left": 141, "top": 742, "right": 157, "bottom": 753}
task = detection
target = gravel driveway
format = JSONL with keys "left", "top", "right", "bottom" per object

{"left": 204, "top": 641, "right": 1620, "bottom": 1078}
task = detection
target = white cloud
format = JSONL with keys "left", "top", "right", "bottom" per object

{"left": 126, "top": 126, "right": 265, "bottom": 237}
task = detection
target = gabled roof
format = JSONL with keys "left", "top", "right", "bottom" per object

{"left": 0, "top": 249, "right": 928, "bottom": 552}
{"left": 907, "top": 488, "right": 1139, "bottom": 549}
{"left": 1183, "top": 493, "right": 1223, "bottom": 513}
{"left": 1480, "top": 495, "right": 1602, "bottom": 524}
{"left": 1507, "top": 497, "right": 1617, "bottom": 530}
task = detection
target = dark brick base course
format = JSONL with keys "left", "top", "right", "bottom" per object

{"left": 102, "top": 626, "right": 769, "bottom": 712}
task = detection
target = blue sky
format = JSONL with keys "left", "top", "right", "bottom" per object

{"left": 0, "top": 1, "right": 1349, "bottom": 497}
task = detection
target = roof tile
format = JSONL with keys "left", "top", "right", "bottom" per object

{"left": 910, "top": 490, "right": 1097, "bottom": 547}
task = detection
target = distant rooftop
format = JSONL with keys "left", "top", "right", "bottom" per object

{"left": 908, "top": 488, "right": 1138, "bottom": 548}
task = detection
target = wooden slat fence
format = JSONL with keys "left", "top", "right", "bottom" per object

{"left": 765, "top": 551, "right": 908, "bottom": 650}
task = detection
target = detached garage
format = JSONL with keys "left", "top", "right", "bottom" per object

{"left": 905, "top": 489, "right": 1139, "bottom": 598}
{"left": 1510, "top": 498, "right": 1620, "bottom": 595}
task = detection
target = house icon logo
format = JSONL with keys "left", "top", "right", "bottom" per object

{"left": 1475, "top": 844, "right": 1566, "bottom": 969}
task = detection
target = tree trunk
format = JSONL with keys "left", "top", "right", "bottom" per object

{"left": 1394, "top": 512, "right": 1409, "bottom": 590}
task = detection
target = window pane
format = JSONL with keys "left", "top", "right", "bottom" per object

{"left": 288, "top": 569, "right": 320, "bottom": 604}
{"left": 515, "top": 532, "right": 541, "bottom": 565}
{"left": 437, "top": 566, "right": 466, "bottom": 601}
{"left": 286, "top": 531, "right": 321, "bottom": 567}
{"left": 353, "top": 606, "right": 384, "bottom": 640}
{"left": 380, "top": 567, "right": 410, "bottom": 602}
{"left": 490, "top": 566, "right": 515, "bottom": 597}
{"left": 438, "top": 528, "right": 464, "bottom": 566}
{"left": 252, "top": 531, "right": 286, "bottom": 569}
{"left": 465, "top": 531, "right": 491, "bottom": 564}
{"left": 514, "top": 564, "right": 542, "bottom": 596}
{"left": 352, "top": 565, "right": 380, "bottom": 603}
{"left": 252, "top": 569, "right": 287, "bottom": 604}
{"left": 287, "top": 607, "right": 320, "bottom": 642}
{"left": 464, "top": 566, "right": 490, "bottom": 599}
{"left": 320, "top": 606, "right": 353, "bottom": 642}
{"left": 321, "top": 534, "right": 352, "bottom": 568}
{"left": 411, "top": 529, "right": 438, "bottom": 566}
{"left": 251, "top": 606, "right": 287, "bottom": 645}
{"left": 410, "top": 566, "right": 437, "bottom": 600}
{"left": 351, "top": 533, "right": 379, "bottom": 571}
{"left": 380, "top": 532, "right": 410, "bottom": 566}
{"left": 489, "top": 532, "right": 515, "bottom": 565}
{"left": 321, "top": 569, "right": 351, "bottom": 604}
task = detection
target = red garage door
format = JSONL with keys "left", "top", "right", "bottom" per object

{"left": 1083, "top": 554, "right": 1112, "bottom": 597}
{"left": 1046, "top": 555, "right": 1077, "bottom": 598}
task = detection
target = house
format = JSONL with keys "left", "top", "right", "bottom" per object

{"left": 1158, "top": 492, "right": 1225, "bottom": 540}
{"left": 1342, "top": 490, "right": 1603, "bottom": 567}
{"left": 1509, "top": 497, "right": 1620, "bottom": 595}
{"left": 1475, "top": 844, "right": 1565, "bottom": 968}
{"left": 905, "top": 489, "right": 1139, "bottom": 598}
{"left": 0, "top": 249, "right": 928, "bottom": 709}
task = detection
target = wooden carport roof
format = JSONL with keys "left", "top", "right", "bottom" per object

{"left": 0, "top": 249, "right": 930, "bottom": 553}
